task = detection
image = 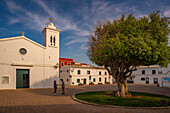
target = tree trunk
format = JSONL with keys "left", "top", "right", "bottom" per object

{"left": 113, "top": 79, "right": 131, "bottom": 98}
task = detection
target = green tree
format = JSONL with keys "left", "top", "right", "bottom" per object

{"left": 87, "top": 11, "right": 170, "bottom": 97}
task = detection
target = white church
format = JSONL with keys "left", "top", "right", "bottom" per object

{"left": 0, "top": 18, "right": 60, "bottom": 89}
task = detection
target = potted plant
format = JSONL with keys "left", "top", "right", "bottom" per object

{"left": 106, "top": 82, "right": 110, "bottom": 84}
{"left": 98, "top": 82, "right": 102, "bottom": 85}
{"left": 112, "top": 81, "right": 116, "bottom": 84}
{"left": 78, "top": 83, "right": 84, "bottom": 86}
{"left": 89, "top": 82, "right": 94, "bottom": 85}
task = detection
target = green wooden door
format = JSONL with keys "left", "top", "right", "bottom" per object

{"left": 16, "top": 69, "right": 29, "bottom": 89}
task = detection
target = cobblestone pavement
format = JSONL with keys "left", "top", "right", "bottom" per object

{"left": 0, "top": 84, "right": 170, "bottom": 113}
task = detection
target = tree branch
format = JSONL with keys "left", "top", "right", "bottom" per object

{"left": 126, "top": 66, "right": 137, "bottom": 78}
{"left": 104, "top": 65, "right": 111, "bottom": 75}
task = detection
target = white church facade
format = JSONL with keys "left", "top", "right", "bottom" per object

{"left": 0, "top": 18, "right": 60, "bottom": 89}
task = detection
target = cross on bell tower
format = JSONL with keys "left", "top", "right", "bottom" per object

{"left": 49, "top": 17, "right": 53, "bottom": 23}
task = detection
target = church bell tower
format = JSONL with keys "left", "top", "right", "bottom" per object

{"left": 42, "top": 17, "right": 60, "bottom": 48}
{"left": 42, "top": 17, "right": 60, "bottom": 66}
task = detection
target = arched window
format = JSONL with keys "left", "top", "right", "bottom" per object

{"left": 53, "top": 37, "right": 55, "bottom": 46}
{"left": 50, "top": 36, "right": 52, "bottom": 45}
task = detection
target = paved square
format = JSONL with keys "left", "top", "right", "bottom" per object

{"left": 0, "top": 84, "right": 170, "bottom": 113}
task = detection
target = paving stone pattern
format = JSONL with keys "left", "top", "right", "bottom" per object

{"left": 0, "top": 84, "right": 170, "bottom": 113}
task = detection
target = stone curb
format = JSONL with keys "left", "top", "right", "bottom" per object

{"left": 72, "top": 94, "right": 170, "bottom": 109}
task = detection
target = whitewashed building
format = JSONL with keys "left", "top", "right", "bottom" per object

{"left": 133, "top": 64, "right": 170, "bottom": 88}
{"left": 0, "top": 18, "right": 60, "bottom": 89}
{"left": 60, "top": 65, "right": 113, "bottom": 85}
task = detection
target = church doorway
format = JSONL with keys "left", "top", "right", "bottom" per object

{"left": 16, "top": 69, "right": 29, "bottom": 89}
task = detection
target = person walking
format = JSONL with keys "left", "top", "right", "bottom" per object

{"left": 60, "top": 79, "right": 65, "bottom": 94}
{"left": 53, "top": 80, "right": 58, "bottom": 96}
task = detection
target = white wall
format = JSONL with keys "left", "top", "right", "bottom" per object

{"left": 134, "top": 74, "right": 162, "bottom": 84}
{"left": 133, "top": 67, "right": 159, "bottom": 75}
{"left": 71, "top": 67, "right": 108, "bottom": 76}
{"left": 133, "top": 64, "right": 170, "bottom": 75}
{"left": 59, "top": 66, "right": 71, "bottom": 85}
{"left": 162, "top": 83, "right": 170, "bottom": 88}
{"left": 0, "top": 65, "right": 14, "bottom": 89}
{"left": 60, "top": 66, "right": 113, "bottom": 86}
{"left": 0, "top": 38, "right": 44, "bottom": 64}
{"left": 133, "top": 64, "right": 170, "bottom": 88}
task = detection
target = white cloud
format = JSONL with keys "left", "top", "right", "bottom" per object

{"left": 137, "top": 14, "right": 148, "bottom": 18}
{"left": 6, "top": 0, "right": 22, "bottom": 13}
{"left": 65, "top": 38, "right": 88, "bottom": 46}
{"left": 5, "top": 0, "right": 80, "bottom": 32}
{"left": 5, "top": 0, "right": 168, "bottom": 46}
{"left": 64, "top": 30, "right": 89, "bottom": 46}
{"left": 24, "top": 11, "right": 48, "bottom": 28}
{"left": 0, "top": 28, "right": 8, "bottom": 31}
{"left": 74, "top": 0, "right": 142, "bottom": 29}
{"left": 63, "top": 0, "right": 133, "bottom": 46}
{"left": 164, "top": 10, "right": 170, "bottom": 17}
{"left": 64, "top": 36, "right": 76, "bottom": 40}
{"left": 75, "top": 30, "right": 90, "bottom": 37}
{"left": 7, "top": 17, "right": 19, "bottom": 24}
{"left": 62, "top": 24, "right": 79, "bottom": 31}
{"left": 5, "top": 0, "right": 144, "bottom": 35}
{"left": 144, "top": 0, "right": 157, "bottom": 7}
{"left": 33, "top": 0, "right": 55, "bottom": 17}
{"left": 5, "top": 0, "right": 48, "bottom": 31}
{"left": 33, "top": 0, "right": 80, "bottom": 31}
{"left": 80, "top": 44, "right": 88, "bottom": 50}
{"left": 64, "top": 0, "right": 144, "bottom": 46}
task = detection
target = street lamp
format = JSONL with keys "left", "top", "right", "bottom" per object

{"left": 54, "top": 63, "right": 59, "bottom": 69}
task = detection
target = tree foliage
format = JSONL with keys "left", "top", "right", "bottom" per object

{"left": 87, "top": 11, "right": 170, "bottom": 97}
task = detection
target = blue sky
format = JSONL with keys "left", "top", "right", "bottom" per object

{"left": 0, "top": 0, "right": 170, "bottom": 65}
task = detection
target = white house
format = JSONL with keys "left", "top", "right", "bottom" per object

{"left": 133, "top": 64, "right": 170, "bottom": 88}
{"left": 0, "top": 18, "right": 60, "bottom": 89}
{"left": 60, "top": 65, "right": 113, "bottom": 85}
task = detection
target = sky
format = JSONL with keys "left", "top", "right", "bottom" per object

{"left": 0, "top": 0, "right": 170, "bottom": 65}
